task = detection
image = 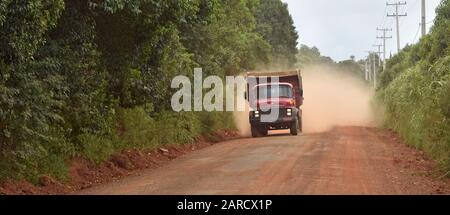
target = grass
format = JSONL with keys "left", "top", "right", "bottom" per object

{"left": 0, "top": 107, "right": 237, "bottom": 183}
{"left": 378, "top": 59, "right": 450, "bottom": 173}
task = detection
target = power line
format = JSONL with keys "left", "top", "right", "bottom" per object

{"left": 364, "top": 55, "right": 369, "bottom": 81}
{"left": 379, "top": 5, "right": 389, "bottom": 29}
{"left": 372, "top": 4, "right": 390, "bottom": 47}
{"left": 421, "top": 0, "right": 426, "bottom": 37}
{"left": 412, "top": 23, "right": 421, "bottom": 43}
{"left": 411, "top": 0, "right": 420, "bottom": 10}
{"left": 371, "top": 45, "right": 382, "bottom": 89}
{"left": 387, "top": 1, "right": 408, "bottom": 53}
{"left": 365, "top": 51, "right": 374, "bottom": 82}
{"left": 377, "top": 28, "right": 392, "bottom": 69}
{"left": 426, "top": 19, "right": 434, "bottom": 24}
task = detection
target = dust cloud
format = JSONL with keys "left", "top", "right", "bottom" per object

{"left": 234, "top": 107, "right": 251, "bottom": 137}
{"left": 232, "top": 64, "right": 378, "bottom": 136}
{"left": 231, "top": 78, "right": 252, "bottom": 137}
{"left": 301, "top": 65, "right": 378, "bottom": 133}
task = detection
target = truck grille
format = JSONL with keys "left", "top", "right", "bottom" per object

{"left": 260, "top": 108, "right": 289, "bottom": 117}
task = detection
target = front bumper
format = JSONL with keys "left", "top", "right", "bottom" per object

{"left": 249, "top": 108, "right": 297, "bottom": 126}
{"left": 250, "top": 116, "right": 296, "bottom": 127}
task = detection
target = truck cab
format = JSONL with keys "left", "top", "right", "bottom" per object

{"left": 246, "top": 70, "right": 303, "bottom": 137}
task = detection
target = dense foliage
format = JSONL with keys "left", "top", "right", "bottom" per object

{"left": 296, "top": 45, "right": 365, "bottom": 79}
{"left": 255, "top": 0, "right": 298, "bottom": 69}
{"left": 378, "top": 0, "right": 450, "bottom": 173}
{"left": 0, "top": 0, "right": 299, "bottom": 182}
{"left": 296, "top": 45, "right": 334, "bottom": 67}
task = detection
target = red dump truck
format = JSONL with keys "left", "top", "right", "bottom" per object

{"left": 246, "top": 70, "right": 304, "bottom": 137}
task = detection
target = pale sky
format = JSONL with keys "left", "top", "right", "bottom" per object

{"left": 281, "top": 0, "right": 443, "bottom": 61}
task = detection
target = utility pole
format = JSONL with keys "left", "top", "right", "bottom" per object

{"left": 373, "top": 44, "right": 383, "bottom": 66}
{"left": 373, "top": 44, "right": 383, "bottom": 89}
{"left": 364, "top": 56, "right": 369, "bottom": 81}
{"left": 371, "top": 53, "right": 376, "bottom": 87}
{"left": 387, "top": 1, "right": 407, "bottom": 52}
{"left": 377, "top": 28, "right": 392, "bottom": 70}
{"left": 421, "top": 0, "right": 426, "bottom": 36}
{"left": 365, "top": 51, "right": 373, "bottom": 82}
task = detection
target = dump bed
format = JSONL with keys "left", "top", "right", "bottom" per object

{"left": 246, "top": 70, "right": 303, "bottom": 108}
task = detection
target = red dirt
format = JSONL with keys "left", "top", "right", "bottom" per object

{"left": 1, "top": 128, "right": 449, "bottom": 195}
{"left": 378, "top": 128, "right": 449, "bottom": 194}
{"left": 0, "top": 130, "right": 240, "bottom": 195}
{"left": 79, "top": 126, "right": 450, "bottom": 195}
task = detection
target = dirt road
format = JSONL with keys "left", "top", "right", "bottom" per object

{"left": 79, "top": 127, "right": 449, "bottom": 195}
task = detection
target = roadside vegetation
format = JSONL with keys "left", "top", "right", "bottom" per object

{"left": 0, "top": 0, "right": 298, "bottom": 182}
{"left": 377, "top": 0, "right": 450, "bottom": 174}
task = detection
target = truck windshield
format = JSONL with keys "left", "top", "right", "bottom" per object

{"left": 256, "top": 85, "right": 293, "bottom": 99}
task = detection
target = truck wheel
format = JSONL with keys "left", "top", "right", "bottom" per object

{"left": 252, "top": 125, "right": 268, "bottom": 137}
{"left": 290, "top": 117, "right": 299, "bottom": 136}
{"left": 299, "top": 116, "right": 303, "bottom": 133}
{"left": 251, "top": 125, "right": 261, "bottom": 138}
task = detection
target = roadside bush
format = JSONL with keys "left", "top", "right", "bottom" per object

{"left": 115, "top": 106, "right": 237, "bottom": 149}
{"left": 0, "top": 139, "right": 72, "bottom": 183}
{"left": 378, "top": 49, "right": 450, "bottom": 173}
{"left": 115, "top": 108, "right": 236, "bottom": 149}
{"left": 78, "top": 134, "right": 116, "bottom": 165}
{"left": 116, "top": 107, "right": 156, "bottom": 149}
{"left": 198, "top": 111, "right": 235, "bottom": 134}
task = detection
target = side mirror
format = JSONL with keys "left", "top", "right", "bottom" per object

{"left": 244, "top": 92, "right": 248, "bottom": 100}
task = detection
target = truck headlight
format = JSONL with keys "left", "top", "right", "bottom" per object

{"left": 254, "top": 110, "right": 260, "bottom": 118}
{"left": 287, "top": 108, "right": 292, "bottom": 116}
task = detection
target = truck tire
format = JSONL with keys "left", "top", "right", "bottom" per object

{"left": 299, "top": 116, "right": 303, "bottom": 133}
{"left": 290, "top": 117, "right": 299, "bottom": 136}
{"left": 251, "top": 125, "right": 258, "bottom": 138}
{"left": 252, "top": 125, "right": 268, "bottom": 138}
{"left": 251, "top": 125, "right": 261, "bottom": 138}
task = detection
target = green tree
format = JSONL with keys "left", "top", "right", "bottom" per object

{"left": 38, "top": 0, "right": 114, "bottom": 145}
{"left": 0, "top": 0, "right": 67, "bottom": 180}
{"left": 296, "top": 45, "right": 334, "bottom": 68}
{"left": 0, "top": 0, "right": 302, "bottom": 182}
{"left": 255, "top": 0, "right": 298, "bottom": 69}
